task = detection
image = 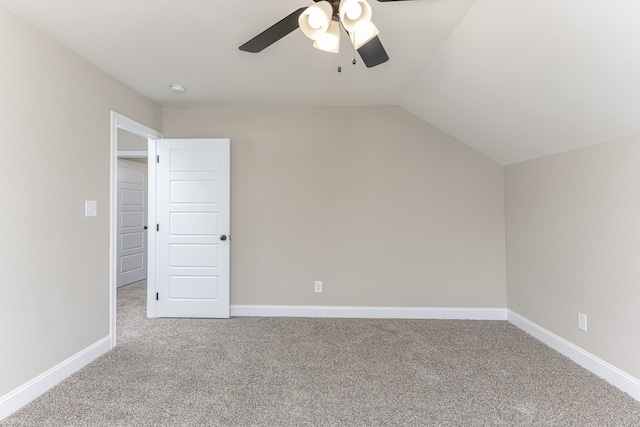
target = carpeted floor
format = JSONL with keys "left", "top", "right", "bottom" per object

{"left": 3, "top": 281, "right": 640, "bottom": 426}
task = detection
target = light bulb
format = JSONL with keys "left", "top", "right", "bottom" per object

{"left": 345, "top": 3, "right": 362, "bottom": 20}
{"left": 339, "top": 0, "right": 372, "bottom": 33}
{"left": 299, "top": 2, "right": 333, "bottom": 41}
{"left": 313, "top": 20, "right": 340, "bottom": 53}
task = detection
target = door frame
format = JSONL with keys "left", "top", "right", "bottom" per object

{"left": 146, "top": 135, "right": 158, "bottom": 318}
{"left": 110, "top": 112, "right": 163, "bottom": 348}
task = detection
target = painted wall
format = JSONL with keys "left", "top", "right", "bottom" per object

{"left": 506, "top": 133, "right": 640, "bottom": 379}
{"left": 117, "top": 128, "right": 148, "bottom": 152}
{"left": 0, "top": 6, "right": 161, "bottom": 397}
{"left": 163, "top": 106, "right": 506, "bottom": 308}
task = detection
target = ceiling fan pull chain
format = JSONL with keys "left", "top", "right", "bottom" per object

{"left": 351, "top": 32, "right": 357, "bottom": 65}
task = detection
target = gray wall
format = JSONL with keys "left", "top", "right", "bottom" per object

{"left": 0, "top": 6, "right": 161, "bottom": 397}
{"left": 163, "top": 106, "right": 507, "bottom": 307}
{"left": 117, "top": 128, "right": 149, "bottom": 152}
{"left": 506, "top": 133, "right": 640, "bottom": 379}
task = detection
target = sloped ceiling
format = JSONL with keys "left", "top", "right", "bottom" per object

{"left": 402, "top": 0, "right": 640, "bottom": 164}
{"left": 1, "top": 0, "right": 639, "bottom": 164}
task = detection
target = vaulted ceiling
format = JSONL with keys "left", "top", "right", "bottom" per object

{"left": 2, "top": 0, "right": 639, "bottom": 164}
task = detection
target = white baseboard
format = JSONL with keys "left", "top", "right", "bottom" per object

{"left": 0, "top": 336, "right": 112, "bottom": 421}
{"left": 231, "top": 305, "right": 507, "bottom": 320}
{"left": 508, "top": 310, "right": 640, "bottom": 402}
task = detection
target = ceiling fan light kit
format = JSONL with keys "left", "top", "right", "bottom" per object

{"left": 339, "top": 0, "right": 372, "bottom": 33}
{"left": 312, "top": 19, "right": 341, "bottom": 53}
{"left": 300, "top": 0, "right": 376, "bottom": 53}
{"left": 299, "top": 2, "right": 333, "bottom": 41}
{"left": 238, "top": 0, "right": 416, "bottom": 68}
{"left": 351, "top": 21, "right": 379, "bottom": 49}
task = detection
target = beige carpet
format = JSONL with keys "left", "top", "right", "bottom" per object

{"left": 2, "top": 281, "right": 640, "bottom": 426}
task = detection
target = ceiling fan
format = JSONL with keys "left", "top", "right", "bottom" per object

{"left": 239, "top": 0, "right": 414, "bottom": 68}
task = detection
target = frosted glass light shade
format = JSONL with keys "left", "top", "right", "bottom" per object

{"left": 313, "top": 20, "right": 341, "bottom": 53}
{"left": 299, "top": 1, "right": 333, "bottom": 41}
{"left": 339, "top": 0, "right": 373, "bottom": 33}
{"left": 351, "top": 21, "right": 379, "bottom": 49}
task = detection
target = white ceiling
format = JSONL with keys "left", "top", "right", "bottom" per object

{"left": 2, "top": 0, "right": 639, "bottom": 165}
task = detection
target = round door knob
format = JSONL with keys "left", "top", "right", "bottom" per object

{"left": 144, "top": 226, "right": 148, "bottom": 230}
{"left": 220, "top": 235, "right": 227, "bottom": 241}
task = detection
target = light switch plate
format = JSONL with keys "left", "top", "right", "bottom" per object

{"left": 85, "top": 200, "right": 97, "bottom": 217}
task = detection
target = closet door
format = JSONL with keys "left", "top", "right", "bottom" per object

{"left": 117, "top": 159, "right": 147, "bottom": 287}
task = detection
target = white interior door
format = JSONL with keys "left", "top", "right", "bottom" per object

{"left": 155, "top": 138, "right": 230, "bottom": 318}
{"left": 117, "top": 159, "right": 147, "bottom": 287}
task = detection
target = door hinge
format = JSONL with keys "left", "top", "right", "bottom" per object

{"left": 156, "top": 224, "right": 159, "bottom": 232}
{"left": 156, "top": 292, "right": 159, "bottom": 301}
{"left": 156, "top": 155, "right": 160, "bottom": 163}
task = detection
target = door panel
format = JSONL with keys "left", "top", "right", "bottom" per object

{"left": 117, "top": 159, "right": 148, "bottom": 287}
{"left": 170, "top": 212, "right": 219, "bottom": 235}
{"left": 169, "top": 277, "right": 218, "bottom": 299}
{"left": 121, "top": 233, "right": 143, "bottom": 250}
{"left": 121, "top": 253, "right": 144, "bottom": 272}
{"left": 156, "top": 138, "right": 230, "bottom": 318}
{"left": 170, "top": 181, "right": 219, "bottom": 203}
{"left": 122, "top": 188, "right": 144, "bottom": 205}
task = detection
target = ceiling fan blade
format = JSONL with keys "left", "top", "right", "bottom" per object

{"left": 357, "top": 36, "right": 389, "bottom": 68}
{"left": 239, "top": 7, "right": 306, "bottom": 53}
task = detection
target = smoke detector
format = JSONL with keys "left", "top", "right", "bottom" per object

{"left": 170, "top": 84, "right": 186, "bottom": 94}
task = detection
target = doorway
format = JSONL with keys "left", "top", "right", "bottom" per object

{"left": 110, "top": 112, "right": 162, "bottom": 348}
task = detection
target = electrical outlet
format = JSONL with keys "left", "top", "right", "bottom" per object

{"left": 314, "top": 281, "right": 322, "bottom": 293}
{"left": 578, "top": 312, "right": 587, "bottom": 332}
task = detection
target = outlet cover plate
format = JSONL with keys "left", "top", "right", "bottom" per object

{"left": 578, "top": 312, "right": 587, "bottom": 332}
